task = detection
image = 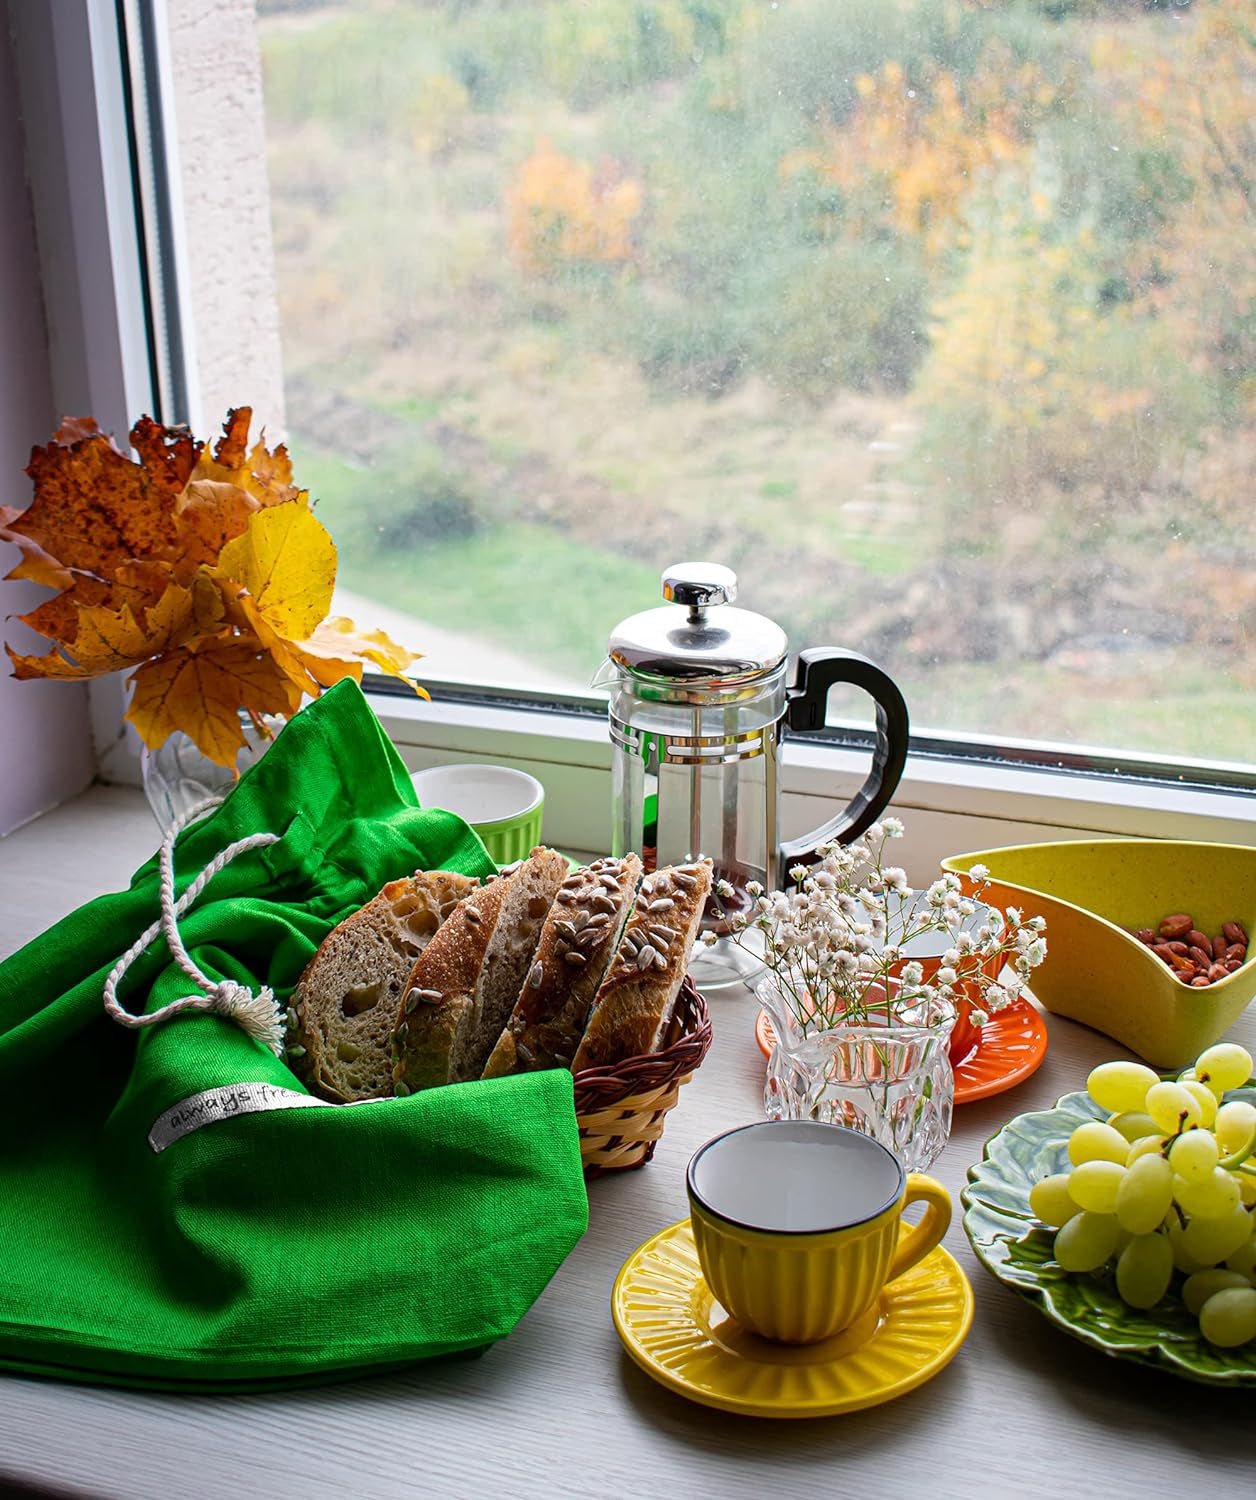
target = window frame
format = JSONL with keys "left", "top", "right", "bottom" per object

{"left": 13, "top": 0, "right": 1256, "bottom": 853}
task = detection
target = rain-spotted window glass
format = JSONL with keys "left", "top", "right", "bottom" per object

{"left": 258, "top": 0, "right": 1254, "bottom": 767}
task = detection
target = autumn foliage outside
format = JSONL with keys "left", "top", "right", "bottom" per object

{"left": 257, "top": 0, "right": 1254, "bottom": 762}
{"left": 1, "top": 410, "right": 421, "bottom": 768}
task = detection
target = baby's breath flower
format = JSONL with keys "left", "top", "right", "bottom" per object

{"left": 727, "top": 817, "right": 1043, "bottom": 1035}
{"left": 968, "top": 863, "right": 989, "bottom": 880}
{"left": 969, "top": 1007, "right": 989, "bottom": 1027}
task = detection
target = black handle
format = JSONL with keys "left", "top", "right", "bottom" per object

{"left": 779, "top": 647, "right": 910, "bottom": 864}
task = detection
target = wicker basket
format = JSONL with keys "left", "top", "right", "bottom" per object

{"left": 573, "top": 975, "right": 711, "bottom": 1178}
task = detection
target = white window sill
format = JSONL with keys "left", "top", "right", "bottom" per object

{"left": 374, "top": 691, "right": 1256, "bottom": 878}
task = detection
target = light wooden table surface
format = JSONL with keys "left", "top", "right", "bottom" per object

{"left": 1, "top": 786, "right": 1253, "bottom": 1500}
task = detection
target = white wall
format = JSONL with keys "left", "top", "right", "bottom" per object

{"left": 0, "top": 13, "right": 94, "bottom": 837}
{"left": 166, "top": 0, "right": 286, "bottom": 439}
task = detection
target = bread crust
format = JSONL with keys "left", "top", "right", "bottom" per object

{"left": 482, "top": 853, "right": 643, "bottom": 1078}
{"left": 389, "top": 875, "right": 510, "bottom": 1094}
{"left": 392, "top": 847, "right": 569, "bottom": 1092}
{"left": 570, "top": 859, "right": 712, "bottom": 1072}
{"left": 290, "top": 869, "right": 478, "bottom": 1102}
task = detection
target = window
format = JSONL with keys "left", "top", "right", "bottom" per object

{"left": 12, "top": 0, "right": 1256, "bottom": 856}
{"left": 232, "top": 0, "right": 1256, "bottom": 781}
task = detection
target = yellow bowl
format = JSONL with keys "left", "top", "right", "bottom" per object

{"left": 940, "top": 839, "right": 1256, "bottom": 1069}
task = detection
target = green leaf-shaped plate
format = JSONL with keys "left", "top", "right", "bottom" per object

{"left": 962, "top": 1085, "right": 1256, "bottom": 1386}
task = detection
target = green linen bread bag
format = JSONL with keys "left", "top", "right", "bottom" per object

{"left": 0, "top": 679, "right": 588, "bottom": 1390}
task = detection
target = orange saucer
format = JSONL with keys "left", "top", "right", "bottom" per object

{"left": 754, "top": 999, "right": 1048, "bottom": 1106}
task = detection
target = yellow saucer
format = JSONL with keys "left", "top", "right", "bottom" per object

{"left": 612, "top": 1218, "right": 974, "bottom": 1418}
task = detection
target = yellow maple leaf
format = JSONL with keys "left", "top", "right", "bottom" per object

{"left": 126, "top": 639, "right": 302, "bottom": 767}
{"left": 212, "top": 503, "right": 337, "bottom": 641}
{"left": 302, "top": 617, "right": 427, "bottom": 695}
{"left": 8, "top": 579, "right": 225, "bottom": 679}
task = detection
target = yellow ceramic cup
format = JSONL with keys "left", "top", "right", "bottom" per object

{"left": 686, "top": 1120, "right": 952, "bottom": 1344}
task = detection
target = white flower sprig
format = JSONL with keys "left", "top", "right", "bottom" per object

{"left": 708, "top": 819, "right": 1047, "bottom": 1035}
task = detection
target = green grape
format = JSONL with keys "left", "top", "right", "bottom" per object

{"left": 1114, "top": 1154, "right": 1174, "bottom": 1235}
{"left": 1067, "top": 1160, "right": 1127, "bottom": 1214}
{"left": 1068, "top": 1121, "right": 1134, "bottom": 1167}
{"left": 1241, "top": 1175, "right": 1256, "bottom": 1209}
{"left": 1087, "top": 1060, "right": 1161, "bottom": 1114}
{"left": 1108, "top": 1111, "right": 1159, "bottom": 1145}
{"left": 1173, "top": 1167, "right": 1242, "bottom": 1220}
{"left": 1115, "top": 1232, "right": 1174, "bottom": 1310}
{"left": 1225, "top": 1235, "right": 1256, "bottom": 1276}
{"left": 1182, "top": 1206, "right": 1254, "bottom": 1265}
{"left": 1180, "top": 1081, "right": 1219, "bottom": 1129}
{"left": 1054, "top": 1211, "right": 1121, "bottom": 1273}
{"left": 1168, "top": 1129, "right": 1220, "bottom": 1183}
{"left": 1194, "top": 1043, "right": 1255, "bottom": 1093}
{"left": 1216, "top": 1101, "right": 1256, "bottom": 1156}
{"left": 1126, "top": 1134, "right": 1170, "bottom": 1164}
{"left": 1183, "top": 1269, "right": 1252, "bottom": 1316}
{"left": 1029, "top": 1174, "right": 1081, "bottom": 1228}
{"left": 1146, "top": 1081, "right": 1205, "bottom": 1134}
{"left": 1169, "top": 1216, "right": 1209, "bottom": 1274}
{"left": 1198, "top": 1286, "right": 1256, "bottom": 1348}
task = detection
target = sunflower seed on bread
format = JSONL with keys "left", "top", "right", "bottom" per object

{"left": 570, "top": 859, "right": 713, "bottom": 1073}
{"left": 482, "top": 854, "right": 643, "bottom": 1078}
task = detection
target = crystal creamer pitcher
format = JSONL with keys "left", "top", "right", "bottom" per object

{"left": 593, "top": 563, "right": 909, "bottom": 988}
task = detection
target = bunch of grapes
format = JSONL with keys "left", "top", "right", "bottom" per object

{"left": 1030, "top": 1042, "right": 1256, "bottom": 1349}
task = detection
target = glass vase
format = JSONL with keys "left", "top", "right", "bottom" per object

{"left": 140, "top": 712, "right": 284, "bottom": 829}
{"left": 759, "top": 978, "right": 956, "bottom": 1172}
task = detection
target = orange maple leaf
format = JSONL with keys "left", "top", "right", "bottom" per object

{"left": 126, "top": 638, "right": 302, "bottom": 767}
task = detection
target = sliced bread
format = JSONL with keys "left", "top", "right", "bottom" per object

{"left": 481, "top": 852, "right": 643, "bottom": 1078}
{"left": 570, "top": 859, "right": 713, "bottom": 1073}
{"left": 290, "top": 869, "right": 479, "bottom": 1102}
{"left": 392, "top": 847, "right": 569, "bottom": 1093}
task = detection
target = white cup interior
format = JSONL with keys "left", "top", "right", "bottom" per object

{"left": 410, "top": 763, "right": 543, "bottom": 828}
{"left": 689, "top": 1121, "right": 903, "bottom": 1234}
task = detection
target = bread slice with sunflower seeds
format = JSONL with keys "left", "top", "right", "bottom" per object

{"left": 481, "top": 853, "right": 643, "bottom": 1078}
{"left": 570, "top": 859, "right": 712, "bottom": 1073}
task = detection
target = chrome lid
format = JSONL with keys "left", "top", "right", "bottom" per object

{"left": 606, "top": 562, "right": 788, "bottom": 684}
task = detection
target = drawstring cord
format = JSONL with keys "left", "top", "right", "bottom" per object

{"left": 103, "top": 797, "right": 284, "bottom": 1054}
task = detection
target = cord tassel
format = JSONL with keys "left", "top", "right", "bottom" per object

{"left": 103, "top": 797, "right": 284, "bottom": 1055}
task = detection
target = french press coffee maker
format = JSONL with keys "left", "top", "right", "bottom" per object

{"left": 593, "top": 562, "right": 910, "bottom": 988}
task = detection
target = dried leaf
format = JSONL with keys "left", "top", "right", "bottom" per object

{"left": 213, "top": 503, "right": 337, "bottom": 640}
{"left": 194, "top": 407, "right": 306, "bottom": 509}
{"left": 8, "top": 580, "right": 225, "bottom": 679}
{"left": 52, "top": 416, "right": 115, "bottom": 449}
{"left": 175, "top": 479, "right": 261, "bottom": 569}
{"left": 303, "top": 617, "right": 426, "bottom": 695}
{"left": 13, "top": 425, "right": 194, "bottom": 580}
{"left": 126, "top": 639, "right": 301, "bottom": 767}
{"left": 0, "top": 504, "right": 75, "bottom": 590}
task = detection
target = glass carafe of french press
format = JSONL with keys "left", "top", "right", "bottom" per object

{"left": 593, "top": 562, "right": 910, "bottom": 989}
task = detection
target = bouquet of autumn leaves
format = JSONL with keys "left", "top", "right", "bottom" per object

{"left": 1, "top": 408, "right": 422, "bottom": 768}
